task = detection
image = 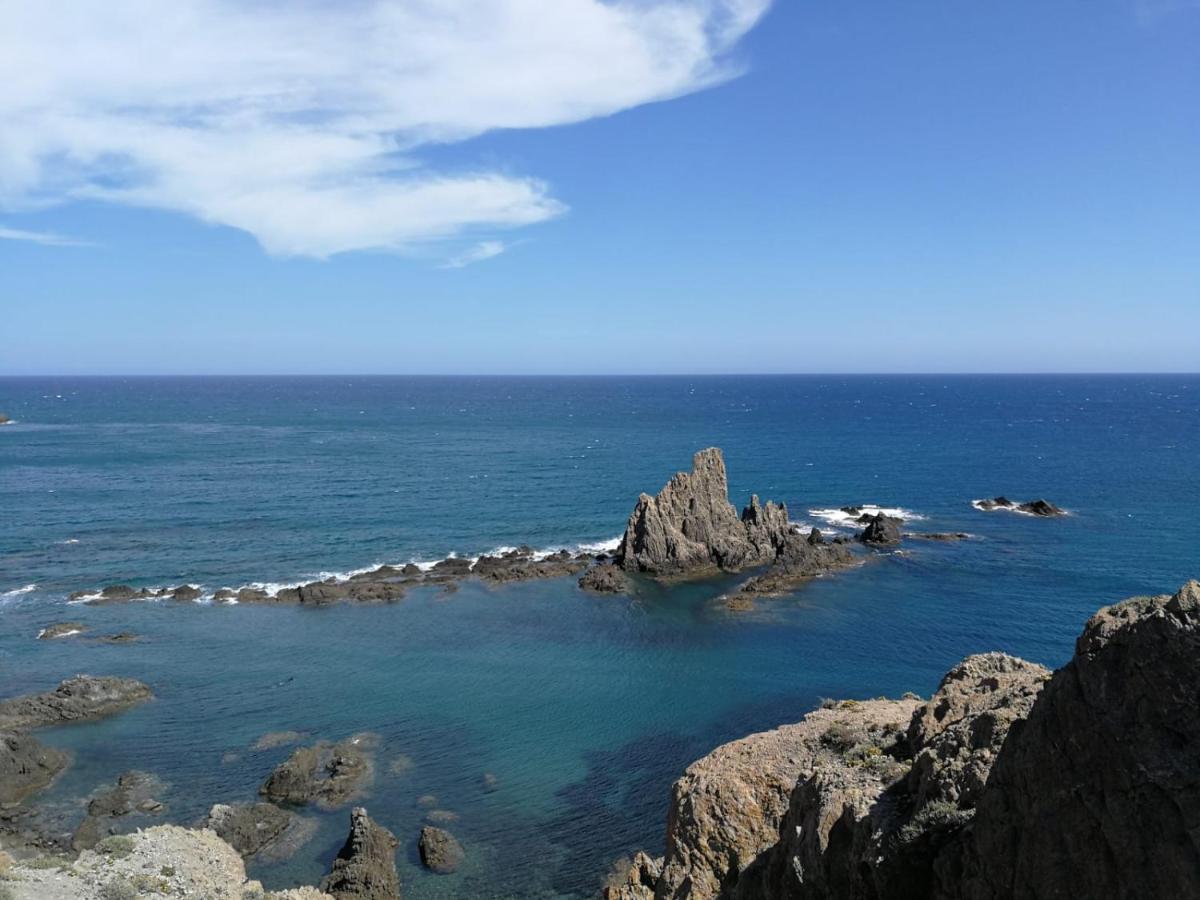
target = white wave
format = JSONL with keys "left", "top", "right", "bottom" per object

{"left": 58, "top": 538, "right": 80, "bottom": 545}
{"left": 37, "top": 627, "right": 82, "bottom": 639}
{"left": 72, "top": 534, "right": 628, "bottom": 606}
{"left": 971, "top": 499, "right": 1069, "bottom": 517}
{"left": 807, "top": 506, "right": 926, "bottom": 527}
{"left": 1, "top": 584, "right": 37, "bottom": 599}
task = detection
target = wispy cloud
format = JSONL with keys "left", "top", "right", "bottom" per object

{"left": 0, "top": 1, "right": 769, "bottom": 259}
{"left": 0, "top": 225, "right": 92, "bottom": 247}
{"left": 441, "top": 240, "right": 511, "bottom": 269}
{"left": 1134, "top": 0, "right": 1200, "bottom": 24}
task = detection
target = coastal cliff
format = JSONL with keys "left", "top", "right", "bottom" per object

{"left": 607, "top": 580, "right": 1200, "bottom": 900}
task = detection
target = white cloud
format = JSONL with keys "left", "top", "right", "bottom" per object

{"left": 442, "top": 240, "right": 511, "bottom": 269}
{"left": 0, "top": 224, "right": 92, "bottom": 247}
{"left": 0, "top": 0, "right": 769, "bottom": 258}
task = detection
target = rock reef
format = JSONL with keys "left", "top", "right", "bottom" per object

{"left": 973, "top": 497, "right": 1065, "bottom": 517}
{"left": 607, "top": 580, "right": 1200, "bottom": 900}
{"left": 0, "top": 675, "right": 152, "bottom": 732}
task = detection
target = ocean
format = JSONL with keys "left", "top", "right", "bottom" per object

{"left": 1, "top": 374, "right": 1197, "bottom": 897}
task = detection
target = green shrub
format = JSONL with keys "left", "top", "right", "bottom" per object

{"left": 99, "top": 879, "right": 138, "bottom": 900}
{"left": 896, "top": 799, "right": 974, "bottom": 845}
{"left": 96, "top": 835, "right": 136, "bottom": 860}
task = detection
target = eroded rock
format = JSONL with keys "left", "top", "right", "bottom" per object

{"left": 418, "top": 825, "right": 464, "bottom": 874}
{"left": 260, "top": 735, "right": 375, "bottom": 810}
{"left": 0, "top": 676, "right": 153, "bottom": 731}
{"left": 321, "top": 807, "right": 400, "bottom": 899}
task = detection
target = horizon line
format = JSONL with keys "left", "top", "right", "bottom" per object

{"left": 1, "top": 372, "right": 1197, "bottom": 379}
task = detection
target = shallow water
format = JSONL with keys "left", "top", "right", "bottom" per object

{"left": 1, "top": 375, "right": 1197, "bottom": 896}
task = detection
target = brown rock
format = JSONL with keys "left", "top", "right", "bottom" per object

{"left": 260, "top": 735, "right": 375, "bottom": 811}
{"left": 0, "top": 675, "right": 153, "bottom": 731}
{"left": 321, "top": 807, "right": 400, "bottom": 899}
{"left": 0, "top": 732, "right": 68, "bottom": 808}
{"left": 418, "top": 825, "right": 463, "bottom": 874}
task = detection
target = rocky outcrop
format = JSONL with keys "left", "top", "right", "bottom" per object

{"left": 0, "top": 676, "right": 152, "bottom": 731}
{"left": 206, "top": 801, "right": 316, "bottom": 862}
{"left": 579, "top": 562, "right": 630, "bottom": 594}
{"left": 320, "top": 807, "right": 400, "bottom": 899}
{"left": 609, "top": 581, "right": 1200, "bottom": 900}
{"left": 0, "top": 733, "right": 68, "bottom": 808}
{"left": 940, "top": 580, "right": 1200, "bottom": 899}
{"left": 859, "top": 513, "right": 903, "bottom": 546}
{"left": 418, "top": 825, "right": 464, "bottom": 874}
{"left": 617, "top": 449, "right": 791, "bottom": 577}
{"left": 2, "top": 824, "right": 331, "bottom": 899}
{"left": 260, "top": 734, "right": 375, "bottom": 810}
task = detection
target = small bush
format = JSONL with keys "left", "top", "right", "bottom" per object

{"left": 897, "top": 800, "right": 974, "bottom": 846}
{"left": 25, "top": 856, "right": 66, "bottom": 870}
{"left": 160, "top": 865, "right": 175, "bottom": 877}
{"left": 96, "top": 835, "right": 136, "bottom": 860}
{"left": 99, "top": 879, "right": 138, "bottom": 900}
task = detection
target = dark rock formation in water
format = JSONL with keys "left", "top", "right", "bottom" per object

{"left": 0, "top": 732, "right": 68, "bottom": 808}
{"left": 858, "top": 512, "right": 903, "bottom": 546}
{"left": 320, "top": 807, "right": 400, "bottom": 899}
{"left": 418, "top": 825, "right": 464, "bottom": 874}
{"left": 260, "top": 734, "right": 375, "bottom": 810}
{"left": 974, "top": 497, "right": 1065, "bottom": 517}
{"left": 578, "top": 562, "right": 630, "bottom": 594}
{"left": 616, "top": 448, "right": 791, "bottom": 577}
{"left": 0, "top": 676, "right": 153, "bottom": 732}
{"left": 607, "top": 581, "right": 1200, "bottom": 900}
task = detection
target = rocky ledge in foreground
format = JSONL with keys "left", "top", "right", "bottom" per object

{"left": 607, "top": 579, "right": 1200, "bottom": 900}
{"left": 973, "top": 496, "right": 1065, "bottom": 517}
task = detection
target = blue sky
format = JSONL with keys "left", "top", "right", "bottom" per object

{"left": 1, "top": 0, "right": 1197, "bottom": 374}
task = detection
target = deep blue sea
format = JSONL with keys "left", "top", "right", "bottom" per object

{"left": 1, "top": 375, "right": 1197, "bottom": 897}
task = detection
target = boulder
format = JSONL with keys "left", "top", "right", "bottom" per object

{"left": 858, "top": 513, "right": 902, "bottom": 546}
{"left": 418, "top": 825, "right": 464, "bottom": 874}
{"left": 723, "top": 533, "right": 856, "bottom": 600}
{"left": 0, "top": 675, "right": 153, "bottom": 731}
{"left": 1015, "top": 499, "right": 1064, "bottom": 517}
{"left": 171, "top": 585, "right": 203, "bottom": 602}
{"left": 320, "top": 807, "right": 400, "bottom": 899}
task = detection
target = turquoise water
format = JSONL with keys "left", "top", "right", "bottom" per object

{"left": 1, "top": 375, "right": 1198, "bottom": 896}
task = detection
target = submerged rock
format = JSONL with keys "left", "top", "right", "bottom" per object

{"left": 616, "top": 448, "right": 790, "bottom": 576}
{"left": 207, "top": 802, "right": 316, "bottom": 862}
{"left": 0, "top": 732, "right": 68, "bottom": 808}
{"left": 37, "top": 622, "right": 88, "bottom": 640}
{"left": 260, "top": 735, "right": 375, "bottom": 810}
{"left": 578, "top": 562, "right": 630, "bottom": 594}
{"left": 0, "top": 675, "right": 153, "bottom": 731}
{"left": 320, "top": 807, "right": 400, "bottom": 899}
{"left": 418, "top": 825, "right": 464, "bottom": 874}
{"left": 72, "top": 771, "right": 167, "bottom": 850}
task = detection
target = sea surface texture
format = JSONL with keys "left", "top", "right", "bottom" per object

{"left": 1, "top": 375, "right": 1197, "bottom": 897}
